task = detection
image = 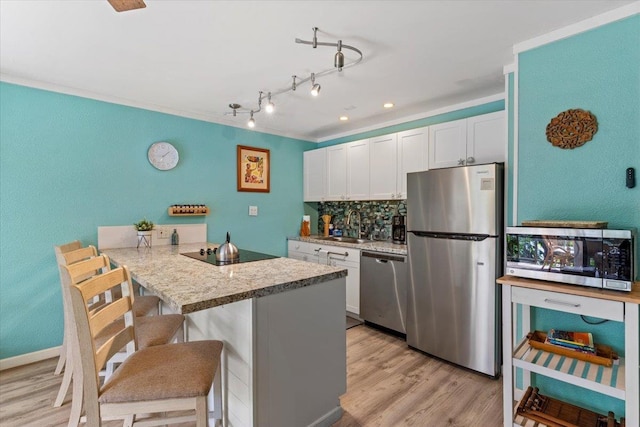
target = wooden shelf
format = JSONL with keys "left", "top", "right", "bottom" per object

{"left": 513, "top": 337, "right": 626, "bottom": 400}
{"left": 168, "top": 205, "right": 209, "bottom": 216}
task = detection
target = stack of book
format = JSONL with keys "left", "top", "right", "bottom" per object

{"left": 545, "top": 329, "right": 597, "bottom": 354}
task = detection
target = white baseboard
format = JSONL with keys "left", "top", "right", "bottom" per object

{"left": 0, "top": 346, "right": 60, "bottom": 371}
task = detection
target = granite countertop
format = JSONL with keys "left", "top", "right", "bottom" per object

{"left": 289, "top": 235, "right": 408, "bottom": 255}
{"left": 102, "top": 243, "right": 347, "bottom": 314}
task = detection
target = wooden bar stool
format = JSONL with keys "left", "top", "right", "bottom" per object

{"left": 67, "top": 265, "right": 223, "bottom": 426}
{"left": 53, "top": 243, "right": 162, "bottom": 409}
{"left": 57, "top": 252, "right": 185, "bottom": 427}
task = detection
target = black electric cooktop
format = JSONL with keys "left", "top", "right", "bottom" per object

{"left": 182, "top": 248, "right": 279, "bottom": 266}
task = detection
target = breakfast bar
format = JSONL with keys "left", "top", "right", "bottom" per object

{"left": 102, "top": 243, "right": 348, "bottom": 427}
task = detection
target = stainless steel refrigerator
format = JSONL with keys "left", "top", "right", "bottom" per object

{"left": 406, "top": 163, "right": 503, "bottom": 377}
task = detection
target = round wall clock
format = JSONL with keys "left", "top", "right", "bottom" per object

{"left": 147, "top": 141, "right": 179, "bottom": 170}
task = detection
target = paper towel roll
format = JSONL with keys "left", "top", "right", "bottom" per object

{"left": 317, "top": 249, "right": 329, "bottom": 265}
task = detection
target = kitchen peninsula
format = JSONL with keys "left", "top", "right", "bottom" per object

{"left": 102, "top": 243, "right": 348, "bottom": 427}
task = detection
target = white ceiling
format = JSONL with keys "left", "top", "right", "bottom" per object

{"left": 1, "top": 0, "right": 635, "bottom": 142}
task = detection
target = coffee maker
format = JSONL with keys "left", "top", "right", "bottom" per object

{"left": 392, "top": 215, "right": 406, "bottom": 244}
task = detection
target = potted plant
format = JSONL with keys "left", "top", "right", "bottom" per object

{"left": 134, "top": 218, "right": 154, "bottom": 248}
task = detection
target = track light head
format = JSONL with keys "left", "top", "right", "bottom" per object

{"left": 335, "top": 40, "right": 344, "bottom": 71}
{"left": 265, "top": 92, "right": 275, "bottom": 113}
{"left": 310, "top": 73, "right": 321, "bottom": 96}
{"left": 248, "top": 111, "right": 255, "bottom": 128}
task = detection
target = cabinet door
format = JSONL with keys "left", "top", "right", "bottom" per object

{"left": 369, "top": 134, "right": 398, "bottom": 200}
{"left": 344, "top": 263, "right": 360, "bottom": 315}
{"left": 346, "top": 139, "right": 370, "bottom": 200}
{"left": 328, "top": 258, "right": 360, "bottom": 315}
{"left": 466, "top": 111, "right": 505, "bottom": 165}
{"left": 428, "top": 118, "right": 467, "bottom": 169}
{"left": 325, "top": 145, "right": 348, "bottom": 200}
{"left": 397, "top": 127, "right": 428, "bottom": 198}
{"left": 303, "top": 148, "right": 326, "bottom": 202}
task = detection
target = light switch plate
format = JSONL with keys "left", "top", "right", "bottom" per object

{"left": 249, "top": 205, "right": 258, "bottom": 216}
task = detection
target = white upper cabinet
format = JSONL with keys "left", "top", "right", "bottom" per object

{"left": 369, "top": 133, "right": 399, "bottom": 200}
{"left": 325, "top": 139, "right": 370, "bottom": 201}
{"left": 466, "top": 111, "right": 506, "bottom": 165}
{"left": 428, "top": 118, "right": 468, "bottom": 169}
{"left": 346, "top": 139, "right": 370, "bottom": 200}
{"left": 302, "top": 111, "right": 504, "bottom": 201}
{"left": 303, "top": 148, "right": 326, "bottom": 202}
{"left": 429, "top": 111, "right": 505, "bottom": 169}
{"left": 325, "top": 144, "right": 348, "bottom": 200}
{"left": 397, "top": 127, "right": 429, "bottom": 198}
{"left": 369, "top": 127, "right": 428, "bottom": 200}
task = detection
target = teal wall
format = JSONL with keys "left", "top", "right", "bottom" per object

{"left": 515, "top": 15, "right": 640, "bottom": 417}
{"left": 0, "top": 82, "right": 315, "bottom": 359}
{"left": 319, "top": 100, "right": 504, "bottom": 147}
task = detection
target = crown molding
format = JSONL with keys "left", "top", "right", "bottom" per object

{"left": 317, "top": 93, "right": 505, "bottom": 143}
{"left": 514, "top": 2, "right": 640, "bottom": 54}
{"left": 0, "top": 74, "right": 314, "bottom": 142}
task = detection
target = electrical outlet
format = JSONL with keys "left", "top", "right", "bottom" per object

{"left": 158, "top": 227, "right": 170, "bottom": 239}
{"left": 249, "top": 205, "right": 258, "bottom": 216}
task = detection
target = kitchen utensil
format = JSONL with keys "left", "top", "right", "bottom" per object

{"left": 322, "top": 215, "right": 332, "bottom": 237}
{"left": 214, "top": 232, "right": 239, "bottom": 262}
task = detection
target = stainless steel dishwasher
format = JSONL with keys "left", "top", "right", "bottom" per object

{"left": 360, "top": 251, "right": 407, "bottom": 334}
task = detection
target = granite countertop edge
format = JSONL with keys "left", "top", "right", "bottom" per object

{"left": 178, "top": 269, "right": 348, "bottom": 314}
{"left": 289, "top": 235, "right": 408, "bottom": 255}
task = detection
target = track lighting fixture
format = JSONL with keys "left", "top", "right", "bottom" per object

{"left": 265, "top": 92, "right": 275, "bottom": 113}
{"left": 227, "top": 27, "right": 363, "bottom": 128}
{"left": 335, "top": 40, "right": 344, "bottom": 71}
{"left": 310, "top": 73, "right": 321, "bottom": 97}
{"left": 229, "top": 103, "right": 241, "bottom": 117}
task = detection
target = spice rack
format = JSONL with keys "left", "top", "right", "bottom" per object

{"left": 168, "top": 204, "right": 210, "bottom": 216}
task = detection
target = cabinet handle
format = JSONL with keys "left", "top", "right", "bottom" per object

{"left": 466, "top": 156, "right": 475, "bottom": 164}
{"left": 390, "top": 194, "right": 395, "bottom": 199}
{"left": 458, "top": 158, "right": 465, "bottom": 165}
{"left": 544, "top": 298, "right": 581, "bottom": 308}
{"left": 328, "top": 251, "right": 348, "bottom": 257}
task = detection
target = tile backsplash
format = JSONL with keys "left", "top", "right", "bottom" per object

{"left": 317, "top": 200, "right": 406, "bottom": 240}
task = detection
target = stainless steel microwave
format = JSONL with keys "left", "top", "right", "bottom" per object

{"left": 506, "top": 227, "right": 636, "bottom": 291}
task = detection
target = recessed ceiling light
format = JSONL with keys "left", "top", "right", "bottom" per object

{"left": 339, "top": 116, "right": 349, "bottom": 121}
{"left": 383, "top": 102, "right": 395, "bottom": 108}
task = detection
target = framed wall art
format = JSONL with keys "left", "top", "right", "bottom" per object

{"left": 237, "top": 145, "right": 270, "bottom": 192}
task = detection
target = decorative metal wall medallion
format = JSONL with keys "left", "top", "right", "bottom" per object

{"left": 545, "top": 109, "right": 598, "bottom": 149}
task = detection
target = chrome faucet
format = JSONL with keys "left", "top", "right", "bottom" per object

{"left": 345, "top": 210, "right": 363, "bottom": 239}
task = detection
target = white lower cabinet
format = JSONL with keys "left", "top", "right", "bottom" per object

{"left": 288, "top": 240, "right": 360, "bottom": 315}
{"left": 500, "top": 277, "right": 639, "bottom": 427}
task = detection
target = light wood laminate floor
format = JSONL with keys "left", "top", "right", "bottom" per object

{"left": 0, "top": 324, "right": 502, "bottom": 426}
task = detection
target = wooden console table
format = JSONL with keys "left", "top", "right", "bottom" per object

{"left": 498, "top": 275, "right": 640, "bottom": 427}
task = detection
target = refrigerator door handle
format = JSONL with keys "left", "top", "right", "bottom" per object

{"left": 408, "top": 230, "right": 492, "bottom": 241}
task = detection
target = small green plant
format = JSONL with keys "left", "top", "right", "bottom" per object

{"left": 133, "top": 218, "right": 154, "bottom": 231}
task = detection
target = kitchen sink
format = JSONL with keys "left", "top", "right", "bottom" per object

{"left": 311, "top": 236, "right": 373, "bottom": 244}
